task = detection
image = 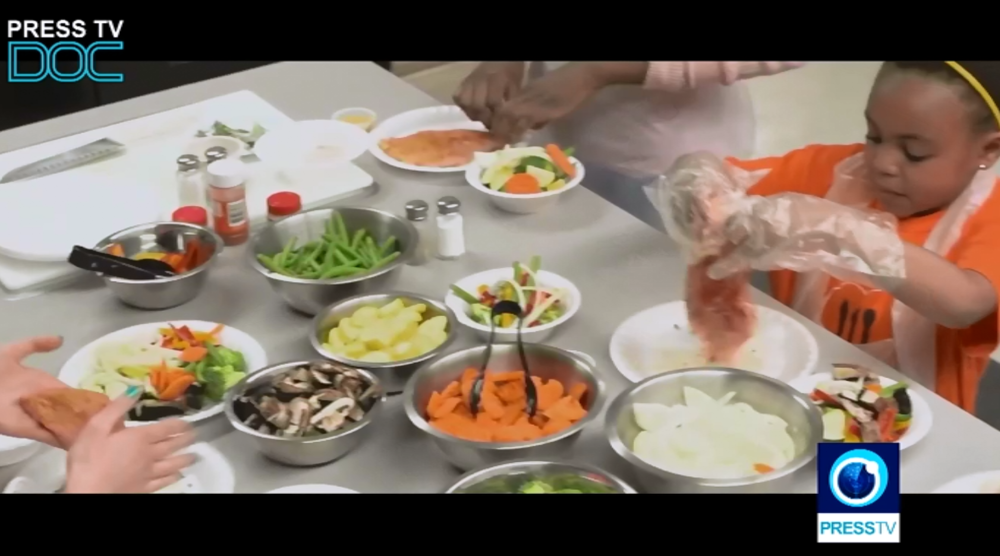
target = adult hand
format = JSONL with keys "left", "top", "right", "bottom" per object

{"left": 65, "top": 390, "right": 195, "bottom": 493}
{"left": 489, "top": 63, "right": 607, "bottom": 143}
{"left": 0, "top": 336, "right": 68, "bottom": 445}
{"left": 453, "top": 61, "right": 526, "bottom": 128}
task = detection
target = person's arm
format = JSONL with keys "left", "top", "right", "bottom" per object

{"left": 588, "top": 62, "right": 805, "bottom": 91}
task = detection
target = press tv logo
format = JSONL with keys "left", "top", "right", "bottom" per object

{"left": 817, "top": 443, "right": 900, "bottom": 543}
{"left": 7, "top": 19, "right": 124, "bottom": 82}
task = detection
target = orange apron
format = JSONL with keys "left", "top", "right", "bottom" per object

{"left": 786, "top": 154, "right": 996, "bottom": 390}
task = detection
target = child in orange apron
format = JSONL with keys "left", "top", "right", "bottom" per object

{"left": 660, "top": 61, "right": 1000, "bottom": 414}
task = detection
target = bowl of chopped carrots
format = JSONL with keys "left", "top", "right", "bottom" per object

{"left": 93, "top": 221, "right": 223, "bottom": 310}
{"left": 464, "top": 144, "right": 585, "bottom": 215}
{"left": 403, "top": 343, "right": 605, "bottom": 471}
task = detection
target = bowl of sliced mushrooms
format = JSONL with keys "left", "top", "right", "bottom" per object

{"left": 224, "top": 360, "right": 385, "bottom": 466}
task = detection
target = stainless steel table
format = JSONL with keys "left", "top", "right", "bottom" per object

{"left": 1, "top": 62, "right": 996, "bottom": 493}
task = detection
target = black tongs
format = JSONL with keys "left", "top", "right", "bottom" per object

{"left": 68, "top": 245, "right": 175, "bottom": 280}
{"left": 469, "top": 300, "right": 538, "bottom": 417}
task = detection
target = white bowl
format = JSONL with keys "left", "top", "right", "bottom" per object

{"left": 788, "top": 372, "right": 932, "bottom": 452}
{"left": 254, "top": 119, "right": 371, "bottom": 173}
{"left": 464, "top": 156, "right": 585, "bottom": 214}
{"left": 444, "top": 267, "right": 581, "bottom": 343}
{"left": 609, "top": 301, "right": 819, "bottom": 383}
{"left": 332, "top": 107, "right": 378, "bottom": 132}
{"left": 267, "top": 484, "right": 358, "bottom": 493}
{"left": 184, "top": 136, "right": 245, "bottom": 161}
{"left": 0, "top": 435, "right": 41, "bottom": 467}
{"left": 58, "top": 320, "right": 268, "bottom": 426}
{"left": 933, "top": 470, "right": 1000, "bottom": 493}
{"left": 2, "top": 442, "right": 234, "bottom": 493}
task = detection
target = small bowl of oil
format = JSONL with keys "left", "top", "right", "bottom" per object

{"left": 332, "top": 107, "right": 377, "bottom": 132}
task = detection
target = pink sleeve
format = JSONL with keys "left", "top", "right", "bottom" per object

{"left": 644, "top": 62, "right": 806, "bottom": 92}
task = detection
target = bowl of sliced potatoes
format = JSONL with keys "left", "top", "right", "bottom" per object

{"left": 309, "top": 292, "right": 458, "bottom": 390}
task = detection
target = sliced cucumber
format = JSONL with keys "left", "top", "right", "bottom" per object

{"left": 822, "top": 409, "right": 847, "bottom": 441}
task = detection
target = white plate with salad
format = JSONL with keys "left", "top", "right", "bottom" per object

{"left": 788, "top": 368, "right": 931, "bottom": 451}
{"left": 58, "top": 321, "right": 268, "bottom": 426}
{"left": 2, "top": 442, "right": 234, "bottom": 494}
{"left": 445, "top": 256, "right": 580, "bottom": 343}
{"left": 465, "top": 144, "right": 584, "bottom": 214}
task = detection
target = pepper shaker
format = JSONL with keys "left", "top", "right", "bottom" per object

{"left": 435, "top": 196, "right": 465, "bottom": 260}
{"left": 405, "top": 200, "right": 435, "bottom": 266}
{"left": 175, "top": 154, "right": 204, "bottom": 208}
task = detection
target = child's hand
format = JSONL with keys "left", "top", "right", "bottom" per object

{"left": 65, "top": 389, "right": 195, "bottom": 494}
{"left": 0, "top": 336, "right": 70, "bottom": 446}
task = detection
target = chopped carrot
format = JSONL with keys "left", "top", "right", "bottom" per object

{"left": 179, "top": 346, "right": 208, "bottom": 363}
{"left": 568, "top": 382, "right": 588, "bottom": 402}
{"left": 107, "top": 243, "right": 125, "bottom": 257}
{"left": 865, "top": 383, "right": 883, "bottom": 393}
{"left": 159, "top": 373, "right": 197, "bottom": 401}
{"left": 424, "top": 367, "right": 588, "bottom": 443}
{"left": 504, "top": 173, "right": 542, "bottom": 194}
{"left": 754, "top": 463, "right": 774, "bottom": 474}
{"left": 161, "top": 253, "right": 184, "bottom": 272}
{"left": 545, "top": 144, "right": 576, "bottom": 178}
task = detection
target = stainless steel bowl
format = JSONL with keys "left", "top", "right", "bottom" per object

{"left": 404, "top": 344, "right": 605, "bottom": 471}
{"left": 93, "top": 222, "right": 222, "bottom": 310}
{"left": 223, "top": 360, "right": 386, "bottom": 466}
{"left": 605, "top": 367, "right": 823, "bottom": 494}
{"left": 247, "top": 206, "right": 417, "bottom": 315}
{"left": 310, "top": 292, "right": 459, "bottom": 391}
{"left": 444, "top": 459, "right": 637, "bottom": 493}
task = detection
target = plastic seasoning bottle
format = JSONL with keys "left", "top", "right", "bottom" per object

{"left": 435, "top": 196, "right": 465, "bottom": 259}
{"left": 207, "top": 159, "right": 249, "bottom": 246}
{"left": 404, "top": 200, "right": 434, "bottom": 266}
{"left": 172, "top": 206, "right": 209, "bottom": 227}
{"left": 175, "top": 154, "right": 204, "bottom": 208}
{"left": 267, "top": 192, "right": 302, "bottom": 222}
{"left": 204, "top": 147, "right": 229, "bottom": 206}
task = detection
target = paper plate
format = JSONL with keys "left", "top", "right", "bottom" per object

{"left": 58, "top": 320, "right": 268, "bottom": 426}
{"left": 369, "top": 105, "right": 487, "bottom": 173}
{"left": 254, "top": 119, "right": 371, "bottom": 171}
{"left": 2, "top": 442, "right": 234, "bottom": 493}
{"left": 267, "top": 484, "right": 358, "bottom": 493}
{"left": 0, "top": 173, "right": 162, "bottom": 262}
{"left": 788, "top": 372, "right": 932, "bottom": 451}
{"left": 609, "top": 301, "right": 819, "bottom": 383}
{"left": 933, "top": 470, "right": 1000, "bottom": 493}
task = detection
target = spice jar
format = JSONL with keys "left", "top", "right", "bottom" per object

{"left": 172, "top": 206, "right": 208, "bottom": 227}
{"left": 267, "top": 192, "right": 302, "bottom": 222}
{"left": 207, "top": 159, "right": 249, "bottom": 246}
{"left": 436, "top": 196, "right": 465, "bottom": 260}
{"left": 175, "top": 154, "right": 204, "bottom": 208}
{"left": 204, "top": 147, "right": 228, "bottom": 206}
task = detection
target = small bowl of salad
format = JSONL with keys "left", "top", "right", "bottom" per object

{"left": 445, "top": 256, "right": 581, "bottom": 343}
{"left": 464, "top": 144, "right": 585, "bottom": 215}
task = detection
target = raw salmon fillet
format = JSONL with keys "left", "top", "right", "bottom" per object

{"left": 20, "top": 387, "right": 111, "bottom": 449}
{"left": 379, "top": 129, "right": 500, "bottom": 167}
{"left": 686, "top": 256, "right": 756, "bottom": 364}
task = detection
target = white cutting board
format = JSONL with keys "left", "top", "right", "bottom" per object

{"left": 0, "top": 90, "right": 374, "bottom": 294}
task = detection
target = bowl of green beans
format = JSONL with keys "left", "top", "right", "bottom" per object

{"left": 248, "top": 206, "right": 417, "bottom": 315}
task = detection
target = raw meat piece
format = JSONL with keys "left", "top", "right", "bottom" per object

{"left": 378, "top": 129, "right": 501, "bottom": 167}
{"left": 686, "top": 256, "right": 756, "bottom": 363}
{"left": 20, "top": 387, "right": 111, "bottom": 449}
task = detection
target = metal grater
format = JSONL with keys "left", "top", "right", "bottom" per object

{"left": 0, "top": 138, "right": 126, "bottom": 183}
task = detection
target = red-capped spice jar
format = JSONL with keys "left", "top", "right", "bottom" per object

{"left": 207, "top": 159, "right": 249, "bottom": 246}
{"left": 172, "top": 206, "right": 208, "bottom": 226}
{"left": 267, "top": 192, "right": 302, "bottom": 222}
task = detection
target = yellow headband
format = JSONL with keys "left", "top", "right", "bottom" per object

{"left": 945, "top": 61, "right": 1000, "bottom": 129}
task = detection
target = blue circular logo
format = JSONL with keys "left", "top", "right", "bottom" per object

{"left": 828, "top": 449, "right": 887, "bottom": 507}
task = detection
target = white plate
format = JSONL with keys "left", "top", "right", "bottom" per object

{"left": 445, "top": 267, "right": 581, "bottom": 343}
{"left": 609, "top": 301, "right": 818, "bottom": 383}
{"left": 0, "top": 434, "right": 40, "bottom": 467}
{"left": 788, "top": 372, "right": 932, "bottom": 451}
{"left": 58, "top": 320, "right": 268, "bottom": 426}
{"left": 369, "top": 106, "right": 487, "bottom": 173}
{"left": 464, "top": 154, "right": 585, "bottom": 215}
{"left": 254, "top": 120, "right": 371, "bottom": 171}
{"left": 267, "top": 484, "right": 358, "bottom": 493}
{"left": 2, "top": 442, "right": 234, "bottom": 493}
{"left": 933, "top": 470, "right": 1000, "bottom": 493}
{"left": 0, "top": 173, "right": 162, "bottom": 262}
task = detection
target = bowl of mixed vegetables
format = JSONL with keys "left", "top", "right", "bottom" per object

{"left": 444, "top": 460, "right": 636, "bottom": 493}
{"left": 464, "top": 144, "right": 585, "bottom": 214}
{"left": 58, "top": 320, "right": 269, "bottom": 425}
{"left": 445, "top": 256, "right": 580, "bottom": 343}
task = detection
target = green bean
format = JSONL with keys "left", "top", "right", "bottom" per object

{"left": 320, "top": 264, "right": 363, "bottom": 279}
{"left": 334, "top": 212, "right": 348, "bottom": 241}
{"left": 280, "top": 238, "right": 296, "bottom": 263}
{"left": 350, "top": 229, "right": 366, "bottom": 249}
{"left": 324, "top": 218, "right": 336, "bottom": 238}
{"left": 337, "top": 243, "right": 364, "bottom": 262}
{"left": 256, "top": 254, "right": 285, "bottom": 274}
{"left": 262, "top": 216, "right": 403, "bottom": 279}
{"left": 379, "top": 236, "right": 397, "bottom": 256}
{"left": 321, "top": 243, "right": 337, "bottom": 271}
{"left": 372, "top": 251, "right": 400, "bottom": 269}
{"left": 333, "top": 249, "right": 351, "bottom": 265}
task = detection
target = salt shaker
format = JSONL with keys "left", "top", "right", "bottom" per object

{"left": 175, "top": 154, "right": 204, "bottom": 207}
{"left": 435, "top": 196, "right": 465, "bottom": 260}
{"left": 404, "top": 200, "right": 434, "bottom": 266}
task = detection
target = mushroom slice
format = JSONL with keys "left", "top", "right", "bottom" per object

{"left": 289, "top": 367, "right": 313, "bottom": 383}
{"left": 276, "top": 376, "right": 313, "bottom": 395}
{"left": 285, "top": 398, "right": 312, "bottom": 436}
{"left": 259, "top": 396, "right": 291, "bottom": 429}
{"left": 310, "top": 370, "right": 332, "bottom": 385}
